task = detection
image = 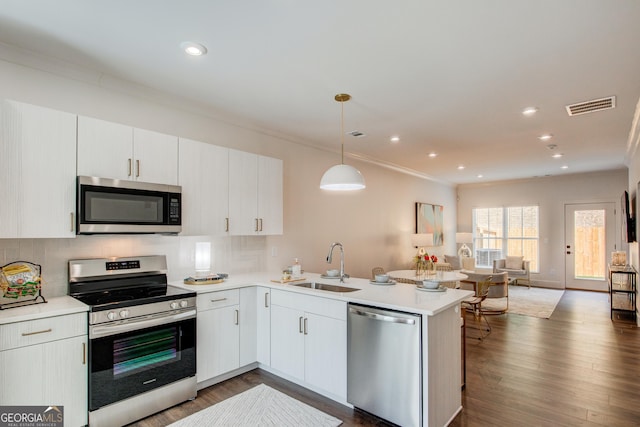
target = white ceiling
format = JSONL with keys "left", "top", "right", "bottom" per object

{"left": 1, "top": 0, "right": 639, "bottom": 184}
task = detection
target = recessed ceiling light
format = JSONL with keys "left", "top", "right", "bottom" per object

{"left": 181, "top": 41, "right": 208, "bottom": 56}
{"left": 457, "top": 165, "right": 465, "bottom": 170}
{"left": 552, "top": 153, "right": 563, "bottom": 158}
{"left": 538, "top": 134, "right": 553, "bottom": 141}
{"left": 390, "top": 136, "right": 400, "bottom": 143}
{"left": 561, "top": 165, "right": 569, "bottom": 169}
{"left": 522, "top": 107, "right": 538, "bottom": 116}
{"left": 477, "top": 174, "right": 483, "bottom": 178}
{"left": 428, "top": 152, "right": 437, "bottom": 158}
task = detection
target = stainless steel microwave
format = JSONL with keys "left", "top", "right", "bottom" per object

{"left": 76, "top": 176, "right": 182, "bottom": 234}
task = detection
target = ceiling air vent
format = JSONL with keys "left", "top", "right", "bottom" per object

{"left": 566, "top": 96, "right": 616, "bottom": 116}
{"left": 347, "top": 130, "right": 366, "bottom": 138}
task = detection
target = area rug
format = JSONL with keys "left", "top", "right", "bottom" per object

{"left": 482, "top": 285, "right": 565, "bottom": 318}
{"left": 167, "top": 384, "right": 342, "bottom": 427}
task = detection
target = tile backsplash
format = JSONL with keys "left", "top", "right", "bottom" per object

{"left": 0, "top": 235, "right": 267, "bottom": 298}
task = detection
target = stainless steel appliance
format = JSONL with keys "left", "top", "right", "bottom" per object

{"left": 76, "top": 176, "right": 182, "bottom": 234}
{"left": 347, "top": 303, "right": 422, "bottom": 427}
{"left": 69, "top": 255, "right": 196, "bottom": 427}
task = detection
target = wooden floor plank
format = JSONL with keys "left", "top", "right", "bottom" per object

{"left": 129, "top": 290, "right": 639, "bottom": 427}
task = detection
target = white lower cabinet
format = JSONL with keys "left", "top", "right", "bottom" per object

{"left": 196, "top": 289, "right": 240, "bottom": 383}
{"left": 0, "top": 313, "right": 88, "bottom": 427}
{"left": 270, "top": 289, "right": 347, "bottom": 399}
{"left": 255, "top": 286, "right": 271, "bottom": 365}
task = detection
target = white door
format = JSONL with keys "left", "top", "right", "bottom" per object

{"left": 133, "top": 128, "right": 178, "bottom": 185}
{"left": 228, "top": 149, "right": 258, "bottom": 235}
{"left": 270, "top": 304, "right": 305, "bottom": 380}
{"left": 77, "top": 116, "right": 133, "bottom": 180}
{"left": 257, "top": 155, "right": 283, "bottom": 235}
{"left": 565, "top": 203, "right": 616, "bottom": 291}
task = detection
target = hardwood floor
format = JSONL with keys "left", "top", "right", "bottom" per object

{"left": 129, "top": 290, "right": 639, "bottom": 427}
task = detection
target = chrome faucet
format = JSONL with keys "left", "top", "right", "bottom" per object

{"left": 326, "top": 242, "right": 345, "bottom": 283}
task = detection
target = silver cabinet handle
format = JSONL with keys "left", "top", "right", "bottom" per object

{"left": 82, "top": 342, "right": 86, "bottom": 365}
{"left": 136, "top": 159, "right": 140, "bottom": 178}
{"left": 234, "top": 309, "right": 239, "bottom": 325}
{"left": 255, "top": 218, "right": 259, "bottom": 232}
{"left": 299, "top": 316, "right": 304, "bottom": 333}
{"left": 264, "top": 292, "right": 269, "bottom": 308}
{"left": 70, "top": 212, "right": 74, "bottom": 232}
{"left": 21, "top": 328, "right": 52, "bottom": 336}
{"left": 128, "top": 158, "right": 132, "bottom": 176}
{"left": 349, "top": 307, "right": 416, "bottom": 325}
{"left": 225, "top": 218, "right": 229, "bottom": 232}
{"left": 303, "top": 317, "right": 308, "bottom": 335}
{"left": 259, "top": 218, "right": 263, "bottom": 232}
{"left": 210, "top": 298, "right": 227, "bottom": 303}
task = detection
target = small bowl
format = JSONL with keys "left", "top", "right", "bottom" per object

{"left": 421, "top": 280, "right": 439, "bottom": 289}
{"left": 326, "top": 269, "right": 340, "bottom": 277}
{"left": 375, "top": 274, "right": 390, "bottom": 283}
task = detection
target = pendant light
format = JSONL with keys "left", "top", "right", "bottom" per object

{"left": 320, "top": 93, "right": 366, "bottom": 191}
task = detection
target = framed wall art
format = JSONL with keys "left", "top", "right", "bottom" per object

{"left": 415, "top": 202, "right": 444, "bottom": 245}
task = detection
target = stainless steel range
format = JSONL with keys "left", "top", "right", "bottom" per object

{"left": 69, "top": 255, "right": 197, "bottom": 427}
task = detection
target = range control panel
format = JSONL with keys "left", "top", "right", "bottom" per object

{"left": 106, "top": 260, "right": 141, "bottom": 271}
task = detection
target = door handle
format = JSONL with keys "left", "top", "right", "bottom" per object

{"left": 255, "top": 218, "right": 259, "bottom": 232}
{"left": 259, "top": 218, "right": 263, "bottom": 232}
{"left": 136, "top": 159, "right": 140, "bottom": 178}
{"left": 225, "top": 218, "right": 229, "bottom": 232}
{"left": 234, "top": 309, "right": 239, "bottom": 325}
{"left": 567, "top": 251, "right": 571, "bottom": 255}
{"left": 299, "top": 316, "right": 304, "bottom": 333}
{"left": 303, "top": 317, "right": 308, "bottom": 335}
{"left": 70, "top": 212, "right": 74, "bottom": 232}
{"left": 128, "top": 158, "right": 132, "bottom": 177}
{"left": 264, "top": 292, "right": 269, "bottom": 308}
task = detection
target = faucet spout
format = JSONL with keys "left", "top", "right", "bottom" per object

{"left": 326, "top": 242, "right": 345, "bottom": 283}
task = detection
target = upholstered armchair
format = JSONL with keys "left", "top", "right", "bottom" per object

{"left": 494, "top": 256, "right": 530, "bottom": 288}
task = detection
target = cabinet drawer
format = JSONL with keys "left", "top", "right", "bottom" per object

{"left": 197, "top": 289, "right": 240, "bottom": 311}
{"left": 0, "top": 312, "right": 87, "bottom": 351}
{"left": 271, "top": 289, "right": 346, "bottom": 321}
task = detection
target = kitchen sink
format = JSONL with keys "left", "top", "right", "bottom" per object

{"left": 292, "top": 282, "right": 359, "bottom": 293}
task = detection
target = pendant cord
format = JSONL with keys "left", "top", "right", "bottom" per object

{"left": 340, "top": 100, "right": 345, "bottom": 164}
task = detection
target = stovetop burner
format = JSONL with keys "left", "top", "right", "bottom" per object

{"left": 68, "top": 255, "right": 196, "bottom": 318}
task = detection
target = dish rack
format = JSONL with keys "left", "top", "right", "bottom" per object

{"left": 0, "top": 261, "right": 47, "bottom": 310}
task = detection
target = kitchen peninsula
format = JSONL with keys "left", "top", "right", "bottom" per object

{"left": 175, "top": 272, "right": 474, "bottom": 427}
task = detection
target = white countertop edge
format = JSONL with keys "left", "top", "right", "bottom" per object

{"left": 0, "top": 296, "right": 89, "bottom": 325}
{"left": 171, "top": 272, "right": 474, "bottom": 316}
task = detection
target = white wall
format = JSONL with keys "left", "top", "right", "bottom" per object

{"left": 0, "top": 57, "right": 457, "bottom": 298}
{"left": 457, "top": 169, "right": 628, "bottom": 289}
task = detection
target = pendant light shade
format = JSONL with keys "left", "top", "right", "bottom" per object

{"left": 320, "top": 164, "right": 366, "bottom": 190}
{"left": 320, "top": 93, "right": 366, "bottom": 191}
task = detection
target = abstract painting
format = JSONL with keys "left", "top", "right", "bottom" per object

{"left": 416, "top": 202, "right": 444, "bottom": 246}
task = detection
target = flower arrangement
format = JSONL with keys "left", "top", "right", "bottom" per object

{"left": 414, "top": 252, "right": 438, "bottom": 277}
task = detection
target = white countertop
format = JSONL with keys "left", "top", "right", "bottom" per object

{"left": 0, "top": 296, "right": 89, "bottom": 325}
{"left": 172, "top": 272, "right": 474, "bottom": 316}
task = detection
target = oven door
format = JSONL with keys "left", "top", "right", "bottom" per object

{"left": 89, "top": 309, "right": 196, "bottom": 411}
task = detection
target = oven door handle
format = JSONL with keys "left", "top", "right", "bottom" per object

{"left": 90, "top": 309, "right": 196, "bottom": 339}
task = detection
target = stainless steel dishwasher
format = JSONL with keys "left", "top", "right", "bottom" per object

{"left": 347, "top": 303, "right": 422, "bottom": 427}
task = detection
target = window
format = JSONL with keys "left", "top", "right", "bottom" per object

{"left": 472, "top": 206, "right": 539, "bottom": 271}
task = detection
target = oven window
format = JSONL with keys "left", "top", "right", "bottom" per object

{"left": 114, "top": 326, "right": 178, "bottom": 377}
{"left": 86, "top": 190, "right": 163, "bottom": 223}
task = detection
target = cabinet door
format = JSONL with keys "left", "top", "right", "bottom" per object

{"left": 0, "top": 100, "right": 77, "bottom": 238}
{"left": 257, "top": 155, "right": 283, "bottom": 235}
{"left": 77, "top": 115, "right": 133, "bottom": 180}
{"left": 256, "top": 286, "right": 271, "bottom": 365}
{"left": 270, "top": 304, "right": 305, "bottom": 380}
{"left": 133, "top": 128, "right": 178, "bottom": 185}
{"left": 0, "top": 335, "right": 88, "bottom": 426}
{"left": 304, "top": 312, "right": 347, "bottom": 399}
{"left": 196, "top": 305, "right": 240, "bottom": 382}
{"left": 228, "top": 149, "right": 258, "bottom": 235}
{"left": 179, "top": 138, "right": 229, "bottom": 235}
{"left": 239, "top": 287, "right": 257, "bottom": 366}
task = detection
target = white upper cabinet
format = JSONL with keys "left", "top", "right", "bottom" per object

{"left": 0, "top": 100, "right": 77, "bottom": 238}
{"left": 77, "top": 116, "right": 178, "bottom": 185}
{"left": 228, "top": 149, "right": 283, "bottom": 235}
{"left": 178, "top": 138, "right": 229, "bottom": 236}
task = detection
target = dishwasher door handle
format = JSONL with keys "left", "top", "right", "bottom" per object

{"left": 349, "top": 306, "right": 416, "bottom": 325}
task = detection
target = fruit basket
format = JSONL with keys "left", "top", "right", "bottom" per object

{"left": 0, "top": 261, "right": 46, "bottom": 309}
